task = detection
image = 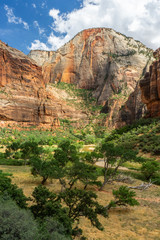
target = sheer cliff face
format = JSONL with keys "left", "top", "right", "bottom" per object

{"left": 0, "top": 28, "right": 153, "bottom": 127}
{"left": 28, "top": 50, "right": 55, "bottom": 67}
{"left": 140, "top": 48, "right": 160, "bottom": 118}
{"left": 29, "top": 28, "right": 153, "bottom": 126}
{"left": 0, "top": 40, "right": 87, "bottom": 126}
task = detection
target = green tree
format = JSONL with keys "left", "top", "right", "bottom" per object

{"left": 5, "top": 139, "right": 43, "bottom": 165}
{"left": 53, "top": 140, "right": 101, "bottom": 190}
{"left": 66, "top": 161, "right": 101, "bottom": 190}
{"left": 141, "top": 161, "right": 160, "bottom": 180}
{"left": 53, "top": 140, "right": 80, "bottom": 190}
{"left": 30, "top": 157, "right": 58, "bottom": 184}
{"left": 39, "top": 217, "right": 72, "bottom": 240}
{"left": 99, "top": 143, "right": 137, "bottom": 189}
{"left": 0, "top": 197, "right": 39, "bottom": 240}
{"left": 0, "top": 170, "right": 28, "bottom": 208}
{"left": 31, "top": 185, "right": 107, "bottom": 238}
{"left": 60, "top": 189, "right": 107, "bottom": 232}
{"left": 106, "top": 186, "right": 139, "bottom": 210}
{"left": 54, "top": 139, "right": 79, "bottom": 165}
{"left": 30, "top": 185, "right": 72, "bottom": 236}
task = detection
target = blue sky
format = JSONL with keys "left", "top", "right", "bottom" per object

{"left": 0, "top": 0, "right": 81, "bottom": 54}
{"left": 1, "top": 0, "right": 160, "bottom": 54}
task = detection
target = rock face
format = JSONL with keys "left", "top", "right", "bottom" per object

{"left": 116, "top": 84, "right": 147, "bottom": 127}
{"left": 28, "top": 50, "right": 55, "bottom": 67}
{"left": 0, "top": 28, "right": 154, "bottom": 128}
{"left": 0, "top": 40, "right": 87, "bottom": 126}
{"left": 29, "top": 28, "right": 153, "bottom": 126}
{"left": 140, "top": 48, "right": 160, "bottom": 118}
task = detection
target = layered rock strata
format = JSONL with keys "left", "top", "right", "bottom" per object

{"left": 0, "top": 40, "right": 87, "bottom": 126}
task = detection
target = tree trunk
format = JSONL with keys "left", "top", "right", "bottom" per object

{"left": 41, "top": 176, "right": 48, "bottom": 185}
{"left": 59, "top": 178, "right": 66, "bottom": 192}
{"left": 99, "top": 158, "right": 108, "bottom": 190}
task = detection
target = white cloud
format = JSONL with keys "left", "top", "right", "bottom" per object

{"left": 29, "top": 0, "right": 160, "bottom": 51}
{"left": 33, "top": 21, "right": 45, "bottom": 35}
{"left": 4, "top": 5, "right": 29, "bottom": 30}
{"left": 32, "top": 3, "right": 36, "bottom": 8}
{"left": 28, "top": 40, "right": 49, "bottom": 51}
{"left": 49, "top": 9, "right": 60, "bottom": 20}
{"left": 48, "top": 32, "right": 70, "bottom": 50}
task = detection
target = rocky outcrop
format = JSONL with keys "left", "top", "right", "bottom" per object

{"left": 0, "top": 40, "right": 88, "bottom": 127}
{"left": 28, "top": 50, "right": 55, "bottom": 67}
{"left": 29, "top": 28, "right": 153, "bottom": 126}
{"left": 116, "top": 84, "right": 147, "bottom": 127}
{"left": 140, "top": 48, "right": 160, "bottom": 118}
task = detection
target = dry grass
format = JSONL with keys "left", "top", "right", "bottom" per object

{"left": 0, "top": 165, "right": 160, "bottom": 240}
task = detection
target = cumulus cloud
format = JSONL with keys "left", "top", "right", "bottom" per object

{"left": 33, "top": 21, "right": 45, "bottom": 35}
{"left": 4, "top": 5, "right": 29, "bottom": 30}
{"left": 28, "top": 40, "right": 49, "bottom": 51}
{"left": 29, "top": 0, "right": 160, "bottom": 51}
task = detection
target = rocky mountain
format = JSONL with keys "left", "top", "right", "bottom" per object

{"left": 29, "top": 28, "right": 153, "bottom": 126}
{"left": 140, "top": 48, "right": 160, "bottom": 118}
{"left": 0, "top": 40, "right": 87, "bottom": 128}
{"left": 0, "top": 28, "right": 154, "bottom": 128}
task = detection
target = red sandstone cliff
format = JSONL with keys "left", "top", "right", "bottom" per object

{"left": 29, "top": 28, "right": 153, "bottom": 126}
{"left": 140, "top": 48, "right": 160, "bottom": 118}
{"left": 0, "top": 40, "right": 87, "bottom": 127}
{"left": 0, "top": 28, "right": 154, "bottom": 128}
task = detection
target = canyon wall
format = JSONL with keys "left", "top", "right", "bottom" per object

{"left": 29, "top": 28, "right": 153, "bottom": 126}
{"left": 0, "top": 40, "right": 87, "bottom": 127}
{"left": 0, "top": 28, "right": 154, "bottom": 128}
{"left": 140, "top": 48, "right": 160, "bottom": 118}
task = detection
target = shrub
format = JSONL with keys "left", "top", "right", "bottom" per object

{"left": 141, "top": 161, "right": 160, "bottom": 180}
{"left": 107, "top": 186, "right": 139, "bottom": 209}
{"left": 0, "top": 170, "right": 28, "bottom": 208}
{"left": 0, "top": 198, "right": 39, "bottom": 240}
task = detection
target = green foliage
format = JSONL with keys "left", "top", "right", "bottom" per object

{"left": 30, "top": 185, "right": 72, "bottom": 236}
{"left": 55, "top": 140, "right": 101, "bottom": 190}
{"left": 0, "top": 155, "right": 24, "bottom": 166}
{"left": 52, "top": 82, "right": 103, "bottom": 114}
{"left": 30, "top": 156, "right": 58, "bottom": 184}
{"left": 39, "top": 217, "right": 72, "bottom": 240}
{"left": 99, "top": 142, "right": 137, "bottom": 188}
{"left": 30, "top": 185, "right": 108, "bottom": 238}
{"left": 107, "top": 186, "right": 139, "bottom": 209}
{"left": 108, "top": 50, "right": 136, "bottom": 61}
{"left": 0, "top": 170, "right": 28, "bottom": 208}
{"left": 59, "top": 189, "right": 107, "bottom": 231}
{"left": 66, "top": 161, "right": 101, "bottom": 189}
{"left": 55, "top": 139, "right": 79, "bottom": 164}
{"left": 0, "top": 198, "right": 39, "bottom": 240}
{"left": 84, "top": 134, "right": 96, "bottom": 144}
{"left": 104, "top": 119, "right": 160, "bottom": 173}
{"left": 5, "top": 139, "right": 44, "bottom": 165}
{"left": 141, "top": 161, "right": 160, "bottom": 180}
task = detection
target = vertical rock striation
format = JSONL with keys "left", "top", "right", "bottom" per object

{"left": 140, "top": 48, "right": 160, "bottom": 118}
{"left": 29, "top": 28, "right": 153, "bottom": 126}
{"left": 0, "top": 40, "right": 88, "bottom": 127}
